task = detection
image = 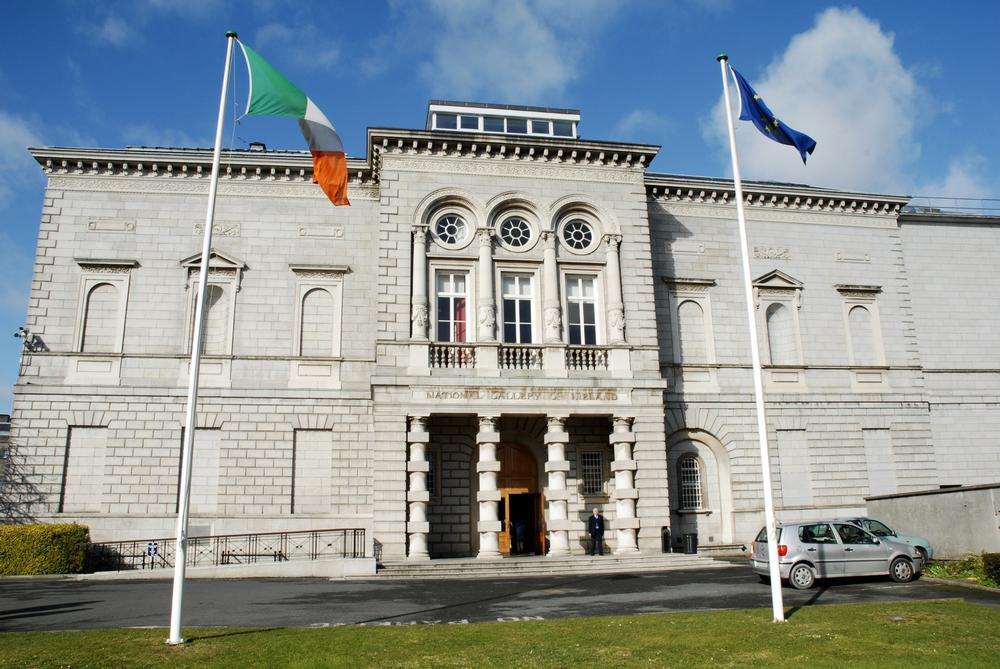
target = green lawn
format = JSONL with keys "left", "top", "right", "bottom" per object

{"left": 2, "top": 600, "right": 998, "bottom": 669}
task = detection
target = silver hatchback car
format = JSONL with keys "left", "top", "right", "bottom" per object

{"left": 750, "top": 520, "right": 924, "bottom": 589}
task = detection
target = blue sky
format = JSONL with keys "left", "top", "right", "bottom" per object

{"left": 2, "top": 0, "right": 998, "bottom": 412}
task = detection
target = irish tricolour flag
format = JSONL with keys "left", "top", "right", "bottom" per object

{"left": 238, "top": 42, "right": 349, "bottom": 206}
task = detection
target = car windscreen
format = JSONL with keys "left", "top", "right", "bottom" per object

{"left": 864, "top": 519, "right": 894, "bottom": 536}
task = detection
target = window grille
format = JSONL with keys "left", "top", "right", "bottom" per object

{"left": 580, "top": 451, "right": 605, "bottom": 495}
{"left": 679, "top": 456, "right": 702, "bottom": 509}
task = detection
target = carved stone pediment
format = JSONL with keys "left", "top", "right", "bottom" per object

{"left": 753, "top": 270, "right": 803, "bottom": 309}
{"left": 180, "top": 249, "right": 247, "bottom": 289}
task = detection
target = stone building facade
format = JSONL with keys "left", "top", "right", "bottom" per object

{"left": 8, "top": 101, "right": 999, "bottom": 560}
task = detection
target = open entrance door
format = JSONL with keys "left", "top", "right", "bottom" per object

{"left": 496, "top": 442, "right": 543, "bottom": 557}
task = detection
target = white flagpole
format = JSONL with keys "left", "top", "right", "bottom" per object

{"left": 167, "top": 30, "right": 238, "bottom": 646}
{"left": 716, "top": 53, "right": 786, "bottom": 623}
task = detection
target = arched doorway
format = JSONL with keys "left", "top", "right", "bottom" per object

{"left": 667, "top": 431, "right": 734, "bottom": 546}
{"left": 497, "top": 442, "right": 544, "bottom": 556}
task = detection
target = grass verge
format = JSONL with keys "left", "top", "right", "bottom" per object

{"left": 2, "top": 600, "right": 998, "bottom": 669}
{"left": 924, "top": 554, "right": 999, "bottom": 589}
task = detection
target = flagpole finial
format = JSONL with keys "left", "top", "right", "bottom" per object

{"left": 226, "top": 31, "right": 238, "bottom": 39}
{"left": 716, "top": 53, "right": 729, "bottom": 62}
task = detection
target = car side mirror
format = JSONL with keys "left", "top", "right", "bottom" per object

{"left": 873, "top": 538, "right": 880, "bottom": 545}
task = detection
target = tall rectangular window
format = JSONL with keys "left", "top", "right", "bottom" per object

{"left": 566, "top": 275, "right": 598, "bottom": 345}
{"left": 436, "top": 272, "right": 468, "bottom": 342}
{"left": 501, "top": 274, "right": 533, "bottom": 343}
{"left": 679, "top": 456, "right": 702, "bottom": 509}
{"left": 580, "top": 451, "right": 605, "bottom": 495}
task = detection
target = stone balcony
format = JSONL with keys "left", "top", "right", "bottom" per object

{"left": 407, "top": 341, "right": 630, "bottom": 377}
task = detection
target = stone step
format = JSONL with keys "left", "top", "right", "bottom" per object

{"left": 375, "top": 553, "right": 729, "bottom": 580}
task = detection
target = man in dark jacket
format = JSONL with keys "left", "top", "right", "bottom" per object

{"left": 587, "top": 508, "right": 605, "bottom": 556}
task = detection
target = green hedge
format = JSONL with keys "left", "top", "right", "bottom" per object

{"left": 0, "top": 523, "right": 90, "bottom": 575}
{"left": 984, "top": 553, "right": 1000, "bottom": 584}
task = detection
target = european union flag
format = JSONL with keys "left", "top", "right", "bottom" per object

{"left": 731, "top": 67, "right": 816, "bottom": 164}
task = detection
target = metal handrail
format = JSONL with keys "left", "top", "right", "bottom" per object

{"left": 85, "top": 527, "right": 367, "bottom": 573}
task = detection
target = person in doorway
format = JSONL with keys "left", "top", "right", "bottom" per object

{"left": 514, "top": 520, "right": 526, "bottom": 555}
{"left": 587, "top": 508, "right": 605, "bottom": 556}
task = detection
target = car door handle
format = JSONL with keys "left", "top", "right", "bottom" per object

{"left": 844, "top": 548, "right": 854, "bottom": 552}
{"left": 807, "top": 548, "right": 817, "bottom": 552}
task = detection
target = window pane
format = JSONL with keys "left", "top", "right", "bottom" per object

{"left": 484, "top": 116, "right": 504, "bottom": 132}
{"left": 519, "top": 300, "right": 531, "bottom": 322}
{"left": 507, "top": 118, "right": 527, "bottom": 133}
{"left": 437, "top": 297, "right": 450, "bottom": 321}
{"left": 436, "top": 113, "right": 457, "bottom": 129}
{"left": 530, "top": 120, "right": 550, "bottom": 134}
{"left": 454, "top": 298, "right": 466, "bottom": 342}
{"left": 584, "top": 324, "right": 597, "bottom": 345}
{"left": 504, "top": 323, "right": 516, "bottom": 342}
{"left": 679, "top": 457, "right": 702, "bottom": 509}
{"left": 569, "top": 325, "right": 581, "bottom": 346}
{"left": 503, "top": 300, "right": 515, "bottom": 321}
{"left": 580, "top": 451, "right": 604, "bottom": 495}
{"left": 553, "top": 120, "right": 573, "bottom": 137}
{"left": 520, "top": 324, "right": 531, "bottom": 342}
{"left": 453, "top": 274, "right": 466, "bottom": 293}
{"left": 583, "top": 302, "right": 595, "bottom": 322}
{"left": 460, "top": 115, "right": 479, "bottom": 130}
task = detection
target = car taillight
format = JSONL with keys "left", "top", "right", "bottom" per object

{"left": 777, "top": 544, "right": 788, "bottom": 557}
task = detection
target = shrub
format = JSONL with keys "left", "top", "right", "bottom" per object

{"left": 0, "top": 523, "right": 90, "bottom": 575}
{"left": 983, "top": 553, "right": 1000, "bottom": 584}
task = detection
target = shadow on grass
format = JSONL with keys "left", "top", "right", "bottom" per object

{"left": 184, "top": 627, "right": 282, "bottom": 643}
{"left": 785, "top": 584, "right": 828, "bottom": 620}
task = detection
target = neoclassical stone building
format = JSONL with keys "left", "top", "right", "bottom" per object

{"left": 9, "top": 101, "right": 999, "bottom": 559}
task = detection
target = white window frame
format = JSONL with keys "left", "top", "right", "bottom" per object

{"left": 431, "top": 264, "right": 476, "bottom": 343}
{"left": 678, "top": 455, "right": 703, "bottom": 510}
{"left": 497, "top": 265, "right": 541, "bottom": 345}
{"left": 561, "top": 268, "right": 603, "bottom": 346}
{"left": 289, "top": 265, "right": 348, "bottom": 358}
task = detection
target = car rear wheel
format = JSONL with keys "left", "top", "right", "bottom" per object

{"left": 788, "top": 563, "right": 815, "bottom": 590}
{"left": 890, "top": 557, "right": 915, "bottom": 583}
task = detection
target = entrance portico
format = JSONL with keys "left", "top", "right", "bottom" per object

{"left": 405, "top": 412, "right": 640, "bottom": 560}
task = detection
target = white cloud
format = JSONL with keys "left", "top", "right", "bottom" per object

{"left": 255, "top": 23, "right": 340, "bottom": 70}
{"left": 705, "top": 7, "right": 923, "bottom": 193}
{"left": 94, "top": 14, "right": 130, "bottom": 47}
{"left": 416, "top": 0, "right": 616, "bottom": 103}
{"left": 612, "top": 109, "right": 673, "bottom": 143}
{"left": 0, "top": 110, "right": 43, "bottom": 207}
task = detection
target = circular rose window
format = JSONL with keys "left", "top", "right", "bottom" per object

{"left": 435, "top": 214, "right": 468, "bottom": 245}
{"left": 499, "top": 216, "right": 532, "bottom": 248}
{"left": 561, "top": 218, "right": 594, "bottom": 251}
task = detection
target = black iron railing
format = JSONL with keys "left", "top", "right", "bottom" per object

{"left": 85, "top": 528, "right": 367, "bottom": 573}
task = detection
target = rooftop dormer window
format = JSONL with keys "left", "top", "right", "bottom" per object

{"left": 427, "top": 100, "right": 580, "bottom": 138}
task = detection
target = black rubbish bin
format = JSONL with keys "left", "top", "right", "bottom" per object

{"left": 661, "top": 527, "right": 671, "bottom": 553}
{"left": 683, "top": 532, "right": 698, "bottom": 555}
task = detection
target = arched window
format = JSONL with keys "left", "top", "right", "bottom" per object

{"left": 679, "top": 456, "right": 702, "bottom": 509}
{"left": 199, "top": 284, "right": 228, "bottom": 355}
{"left": 677, "top": 300, "right": 707, "bottom": 363}
{"left": 81, "top": 283, "right": 119, "bottom": 353}
{"left": 765, "top": 302, "right": 798, "bottom": 365}
{"left": 849, "top": 305, "right": 877, "bottom": 366}
{"left": 300, "top": 287, "right": 335, "bottom": 356}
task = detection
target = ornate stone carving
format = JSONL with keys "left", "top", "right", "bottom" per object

{"left": 608, "top": 308, "right": 626, "bottom": 340}
{"left": 194, "top": 223, "right": 241, "bottom": 237}
{"left": 478, "top": 304, "right": 496, "bottom": 329}
{"left": 544, "top": 306, "right": 562, "bottom": 341}
{"left": 753, "top": 246, "right": 790, "bottom": 260}
{"left": 47, "top": 175, "right": 379, "bottom": 200}
{"left": 603, "top": 234, "right": 623, "bottom": 250}
{"left": 382, "top": 155, "right": 642, "bottom": 185}
{"left": 411, "top": 303, "right": 429, "bottom": 330}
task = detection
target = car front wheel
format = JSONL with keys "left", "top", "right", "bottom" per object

{"left": 788, "top": 563, "right": 816, "bottom": 590}
{"left": 890, "top": 557, "right": 915, "bottom": 583}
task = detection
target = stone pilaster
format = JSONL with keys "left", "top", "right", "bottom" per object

{"left": 476, "top": 415, "right": 502, "bottom": 558}
{"left": 542, "top": 232, "right": 562, "bottom": 343}
{"left": 477, "top": 229, "right": 496, "bottom": 341}
{"left": 610, "top": 416, "right": 639, "bottom": 553}
{"left": 406, "top": 415, "right": 430, "bottom": 560}
{"left": 604, "top": 234, "right": 626, "bottom": 344}
{"left": 411, "top": 225, "right": 429, "bottom": 340}
{"left": 543, "top": 415, "right": 571, "bottom": 556}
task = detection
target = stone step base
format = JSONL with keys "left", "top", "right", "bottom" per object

{"left": 375, "top": 553, "right": 731, "bottom": 580}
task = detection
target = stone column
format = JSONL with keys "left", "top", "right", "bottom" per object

{"left": 411, "top": 225, "right": 429, "bottom": 340}
{"left": 610, "top": 416, "right": 640, "bottom": 553}
{"left": 542, "top": 232, "right": 562, "bottom": 343}
{"left": 544, "top": 415, "right": 571, "bottom": 556}
{"left": 603, "top": 234, "right": 626, "bottom": 344}
{"left": 476, "top": 415, "right": 502, "bottom": 559}
{"left": 477, "top": 229, "right": 496, "bottom": 341}
{"left": 406, "top": 415, "right": 431, "bottom": 560}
